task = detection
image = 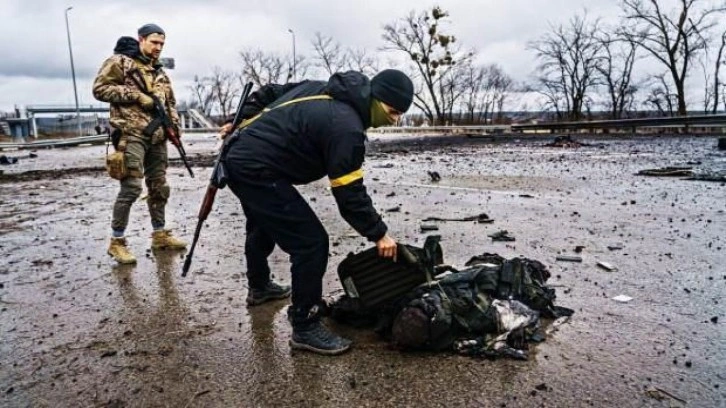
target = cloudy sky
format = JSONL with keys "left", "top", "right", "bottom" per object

{"left": 0, "top": 0, "right": 716, "bottom": 112}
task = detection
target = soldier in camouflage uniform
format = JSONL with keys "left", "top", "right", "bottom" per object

{"left": 93, "top": 23, "right": 186, "bottom": 264}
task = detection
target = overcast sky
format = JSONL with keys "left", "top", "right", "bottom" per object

{"left": 0, "top": 0, "right": 717, "bottom": 112}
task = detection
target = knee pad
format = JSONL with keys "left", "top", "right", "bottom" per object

{"left": 147, "top": 178, "right": 170, "bottom": 201}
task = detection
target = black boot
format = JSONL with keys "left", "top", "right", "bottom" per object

{"left": 246, "top": 280, "right": 292, "bottom": 306}
{"left": 289, "top": 306, "right": 352, "bottom": 356}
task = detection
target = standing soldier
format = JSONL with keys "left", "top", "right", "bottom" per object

{"left": 93, "top": 23, "right": 186, "bottom": 264}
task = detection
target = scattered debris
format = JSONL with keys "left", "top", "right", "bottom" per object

{"left": 545, "top": 135, "right": 587, "bottom": 148}
{"left": 0, "top": 155, "right": 18, "bottom": 165}
{"left": 637, "top": 166, "right": 693, "bottom": 177}
{"left": 719, "top": 137, "right": 726, "bottom": 150}
{"left": 488, "top": 230, "right": 515, "bottom": 242}
{"left": 385, "top": 206, "right": 401, "bottom": 213}
{"left": 596, "top": 261, "right": 617, "bottom": 271}
{"left": 607, "top": 244, "right": 624, "bottom": 251}
{"left": 519, "top": 194, "right": 535, "bottom": 198}
{"left": 420, "top": 223, "right": 439, "bottom": 232}
{"left": 422, "top": 212, "right": 493, "bottom": 224}
{"left": 427, "top": 171, "right": 442, "bottom": 182}
{"left": 686, "top": 171, "right": 726, "bottom": 182}
{"left": 612, "top": 295, "right": 633, "bottom": 303}
{"left": 555, "top": 255, "right": 582, "bottom": 262}
{"left": 645, "top": 387, "right": 686, "bottom": 406}
{"left": 574, "top": 245, "right": 585, "bottom": 253}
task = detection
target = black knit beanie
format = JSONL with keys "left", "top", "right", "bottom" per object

{"left": 370, "top": 69, "right": 414, "bottom": 113}
{"left": 138, "top": 23, "right": 165, "bottom": 37}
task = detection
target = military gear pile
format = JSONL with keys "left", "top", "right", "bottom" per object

{"left": 327, "top": 238, "right": 574, "bottom": 359}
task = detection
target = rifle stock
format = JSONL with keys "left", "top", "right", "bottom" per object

{"left": 181, "top": 82, "right": 253, "bottom": 277}
{"left": 181, "top": 185, "right": 217, "bottom": 277}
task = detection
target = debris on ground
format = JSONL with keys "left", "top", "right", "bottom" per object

{"left": 422, "top": 212, "right": 493, "bottom": 224}
{"left": 686, "top": 171, "right": 726, "bottom": 182}
{"left": 612, "top": 295, "right": 633, "bottom": 303}
{"left": 596, "top": 261, "right": 617, "bottom": 271}
{"left": 545, "top": 135, "right": 588, "bottom": 148}
{"left": 645, "top": 387, "right": 686, "bottom": 406}
{"left": 427, "top": 171, "right": 442, "bottom": 182}
{"left": 637, "top": 166, "right": 693, "bottom": 177}
{"left": 420, "top": 223, "right": 439, "bottom": 232}
{"left": 488, "top": 230, "right": 515, "bottom": 241}
{"left": 0, "top": 152, "right": 38, "bottom": 165}
{"left": 555, "top": 255, "right": 582, "bottom": 262}
{"left": 0, "top": 155, "right": 18, "bottom": 165}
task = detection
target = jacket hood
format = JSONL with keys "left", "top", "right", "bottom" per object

{"left": 113, "top": 36, "right": 140, "bottom": 59}
{"left": 325, "top": 71, "right": 371, "bottom": 129}
{"left": 113, "top": 36, "right": 162, "bottom": 69}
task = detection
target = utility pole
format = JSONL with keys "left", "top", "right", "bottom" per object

{"left": 65, "top": 6, "right": 81, "bottom": 136}
{"left": 288, "top": 28, "right": 296, "bottom": 81}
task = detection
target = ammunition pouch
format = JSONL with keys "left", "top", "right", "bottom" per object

{"left": 105, "top": 127, "right": 128, "bottom": 180}
{"left": 106, "top": 151, "right": 128, "bottom": 180}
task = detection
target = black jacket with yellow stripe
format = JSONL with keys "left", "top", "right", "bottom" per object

{"left": 225, "top": 71, "right": 387, "bottom": 242}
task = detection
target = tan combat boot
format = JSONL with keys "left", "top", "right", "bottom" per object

{"left": 108, "top": 237, "right": 137, "bottom": 264}
{"left": 151, "top": 230, "right": 187, "bottom": 250}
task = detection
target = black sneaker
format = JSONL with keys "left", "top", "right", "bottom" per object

{"left": 246, "top": 280, "right": 291, "bottom": 306}
{"left": 290, "top": 320, "right": 352, "bottom": 356}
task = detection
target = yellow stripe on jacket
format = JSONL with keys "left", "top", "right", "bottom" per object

{"left": 330, "top": 169, "right": 363, "bottom": 187}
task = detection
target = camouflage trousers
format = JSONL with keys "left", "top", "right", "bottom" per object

{"left": 111, "top": 137, "right": 170, "bottom": 232}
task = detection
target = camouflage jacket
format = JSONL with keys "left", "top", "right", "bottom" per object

{"left": 92, "top": 53, "right": 179, "bottom": 145}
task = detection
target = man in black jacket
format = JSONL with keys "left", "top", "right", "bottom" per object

{"left": 224, "top": 69, "right": 413, "bottom": 355}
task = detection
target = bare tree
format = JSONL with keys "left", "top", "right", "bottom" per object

{"left": 529, "top": 12, "right": 603, "bottom": 121}
{"left": 438, "top": 60, "right": 470, "bottom": 124}
{"left": 209, "top": 66, "right": 240, "bottom": 118}
{"left": 239, "top": 49, "right": 288, "bottom": 86}
{"left": 382, "top": 6, "right": 471, "bottom": 125}
{"left": 311, "top": 32, "right": 347, "bottom": 76}
{"left": 460, "top": 63, "right": 488, "bottom": 124}
{"left": 621, "top": 0, "right": 726, "bottom": 115}
{"left": 597, "top": 30, "right": 640, "bottom": 118}
{"left": 489, "top": 65, "right": 514, "bottom": 121}
{"left": 188, "top": 75, "right": 215, "bottom": 116}
{"left": 346, "top": 48, "right": 379, "bottom": 77}
{"left": 643, "top": 72, "right": 677, "bottom": 115}
{"left": 710, "top": 30, "right": 726, "bottom": 113}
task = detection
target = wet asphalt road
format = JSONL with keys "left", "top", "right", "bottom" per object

{"left": 0, "top": 133, "right": 724, "bottom": 407}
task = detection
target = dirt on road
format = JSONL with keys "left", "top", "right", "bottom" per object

{"left": 1, "top": 133, "right": 724, "bottom": 407}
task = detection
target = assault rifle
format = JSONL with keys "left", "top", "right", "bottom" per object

{"left": 144, "top": 96, "right": 194, "bottom": 178}
{"left": 182, "top": 82, "right": 254, "bottom": 277}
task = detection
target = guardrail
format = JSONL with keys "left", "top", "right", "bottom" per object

{"left": 0, "top": 135, "right": 108, "bottom": 150}
{"left": 511, "top": 114, "right": 726, "bottom": 132}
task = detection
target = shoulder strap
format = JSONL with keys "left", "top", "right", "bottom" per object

{"left": 236, "top": 94, "right": 333, "bottom": 130}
